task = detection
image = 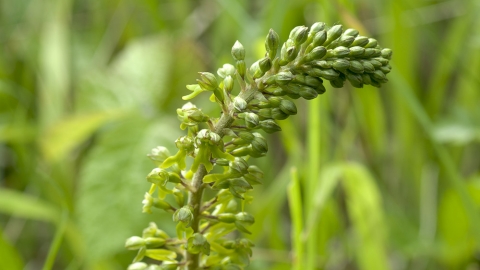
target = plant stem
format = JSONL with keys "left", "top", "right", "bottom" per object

{"left": 185, "top": 84, "right": 257, "bottom": 269}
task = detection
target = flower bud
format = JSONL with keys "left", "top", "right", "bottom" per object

{"left": 309, "top": 22, "right": 326, "bottom": 35}
{"left": 304, "top": 46, "right": 327, "bottom": 62}
{"left": 230, "top": 157, "right": 249, "bottom": 175}
{"left": 147, "top": 168, "right": 170, "bottom": 186}
{"left": 257, "top": 108, "right": 272, "bottom": 119}
{"left": 346, "top": 71, "right": 364, "bottom": 88}
{"left": 231, "top": 40, "right": 245, "bottom": 60}
{"left": 351, "top": 36, "right": 369, "bottom": 47}
{"left": 307, "top": 68, "right": 339, "bottom": 81}
{"left": 271, "top": 108, "right": 289, "bottom": 120}
{"left": 362, "top": 48, "right": 375, "bottom": 58}
{"left": 173, "top": 206, "right": 194, "bottom": 227}
{"left": 331, "top": 46, "right": 350, "bottom": 57}
{"left": 381, "top": 48, "right": 393, "bottom": 60}
{"left": 147, "top": 146, "right": 171, "bottom": 165}
{"left": 175, "top": 137, "right": 193, "bottom": 153}
{"left": 265, "top": 29, "right": 280, "bottom": 58}
{"left": 233, "top": 96, "right": 247, "bottom": 112}
{"left": 379, "top": 65, "right": 392, "bottom": 74}
{"left": 349, "top": 46, "right": 365, "bottom": 57}
{"left": 187, "top": 233, "right": 210, "bottom": 255}
{"left": 128, "top": 262, "right": 148, "bottom": 270}
{"left": 144, "top": 237, "right": 166, "bottom": 248}
{"left": 244, "top": 113, "right": 259, "bottom": 129}
{"left": 312, "top": 30, "right": 327, "bottom": 47}
{"left": 223, "top": 75, "right": 234, "bottom": 92}
{"left": 238, "top": 131, "right": 255, "bottom": 142}
{"left": 362, "top": 73, "right": 372, "bottom": 85}
{"left": 218, "top": 213, "right": 236, "bottom": 223}
{"left": 251, "top": 134, "right": 268, "bottom": 154}
{"left": 259, "top": 119, "right": 281, "bottom": 133}
{"left": 330, "top": 77, "right": 345, "bottom": 88}
{"left": 348, "top": 60, "right": 364, "bottom": 74}
{"left": 230, "top": 145, "right": 251, "bottom": 157}
{"left": 290, "top": 26, "right": 309, "bottom": 45}
{"left": 244, "top": 165, "right": 263, "bottom": 185}
{"left": 343, "top": 28, "right": 359, "bottom": 37}
{"left": 372, "top": 70, "right": 388, "bottom": 82}
{"left": 279, "top": 99, "right": 297, "bottom": 115}
{"left": 332, "top": 59, "right": 350, "bottom": 72}
{"left": 324, "top": 24, "right": 343, "bottom": 46}
{"left": 258, "top": 57, "right": 272, "bottom": 73}
{"left": 235, "top": 212, "right": 255, "bottom": 225}
{"left": 197, "top": 72, "right": 218, "bottom": 91}
{"left": 374, "top": 57, "right": 389, "bottom": 66}
{"left": 364, "top": 38, "right": 378, "bottom": 48}
{"left": 125, "top": 236, "right": 145, "bottom": 250}
{"left": 304, "top": 76, "right": 323, "bottom": 88}
{"left": 274, "top": 71, "right": 294, "bottom": 85}
{"left": 369, "top": 59, "right": 382, "bottom": 68}
{"left": 299, "top": 86, "right": 318, "bottom": 100}
{"left": 236, "top": 60, "right": 246, "bottom": 78}
{"left": 359, "top": 60, "right": 374, "bottom": 73}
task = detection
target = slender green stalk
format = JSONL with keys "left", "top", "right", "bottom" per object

{"left": 43, "top": 211, "right": 68, "bottom": 270}
{"left": 288, "top": 167, "right": 304, "bottom": 270}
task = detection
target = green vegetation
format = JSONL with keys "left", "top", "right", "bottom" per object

{"left": 1, "top": 1, "right": 479, "bottom": 270}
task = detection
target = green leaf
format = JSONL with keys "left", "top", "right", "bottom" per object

{"left": 0, "top": 230, "right": 24, "bottom": 270}
{"left": 0, "top": 188, "right": 59, "bottom": 222}
{"left": 39, "top": 111, "right": 121, "bottom": 163}
{"left": 341, "top": 163, "right": 389, "bottom": 270}
{"left": 144, "top": 249, "right": 177, "bottom": 261}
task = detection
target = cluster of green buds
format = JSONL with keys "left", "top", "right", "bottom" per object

{"left": 127, "top": 22, "right": 392, "bottom": 270}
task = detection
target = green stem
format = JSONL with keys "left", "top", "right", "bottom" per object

{"left": 185, "top": 84, "right": 257, "bottom": 269}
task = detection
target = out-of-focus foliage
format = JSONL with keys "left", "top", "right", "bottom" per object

{"left": 1, "top": 0, "right": 479, "bottom": 269}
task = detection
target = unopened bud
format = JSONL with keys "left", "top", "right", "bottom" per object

{"left": 351, "top": 36, "right": 369, "bottom": 47}
{"left": 224, "top": 75, "right": 234, "bottom": 92}
{"left": 343, "top": 28, "right": 359, "bottom": 37}
{"left": 265, "top": 29, "right": 280, "bottom": 58}
{"left": 312, "top": 30, "right": 327, "bottom": 47}
{"left": 364, "top": 38, "right": 378, "bottom": 48}
{"left": 348, "top": 60, "right": 364, "bottom": 74}
{"left": 381, "top": 48, "right": 393, "bottom": 60}
{"left": 233, "top": 96, "right": 247, "bottom": 112}
{"left": 324, "top": 25, "right": 343, "bottom": 45}
{"left": 332, "top": 59, "right": 350, "bottom": 72}
{"left": 309, "top": 22, "right": 326, "bottom": 35}
{"left": 259, "top": 119, "right": 281, "bottom": 133}
{"left": 231, "top": 41, "right": 245, "bottom": 60}
{"left": 304, "top": 46, "right": 327, "bottom": 62}
{"left": 275, "top": 71, "right": 294, "bottom": 85}
{"left": 290, "top": 26, "right": 309, "bottom": 45}
{"left": 236, "top": 60, "right": 246, "bottom": 78}
{"left": 197, "top": 72, "right": 218, "bottom": 91}
{"left": 349, "top": 46, "right": 365, "bottom": 57}
{"left": 279, "top": 99, "right": 297, "bottom": 115}
{"left": 125, "top": 236, "right": 145, "bottom": 250}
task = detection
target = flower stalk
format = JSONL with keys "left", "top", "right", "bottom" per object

{"left": 126, "top": 22, "right": 392, "bottom": 270}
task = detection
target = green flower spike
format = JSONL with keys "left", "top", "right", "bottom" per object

{"left": 128, "top": 21, "right": 392, "bottom": 270}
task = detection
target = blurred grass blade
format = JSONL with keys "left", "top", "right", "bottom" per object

{"left": 0, "top": 229, "right": 24, "bottom": 270}
{"left": 0, "top": 189, "right": 59, "bottom": 223}
{"left": 39, "top": 111, "right": 121, "bottom": 163}
{"left": 304, "top": 164, "right": 342, "bottom": 240}
{"left": 341, "top": 163, "right": 389, "bottom": 270}
{"left": 391, "top": 68, "right": 480, "bottom": 246}
{"left": 43, "top": 211, "right": 68, "bottom": 270}
{"left": 287, "top": 167, "right": 304, "bottom": 270}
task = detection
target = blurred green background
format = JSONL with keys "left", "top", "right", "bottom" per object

{"left": 1, "top": 0, "right": 480, "bottom": 269}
